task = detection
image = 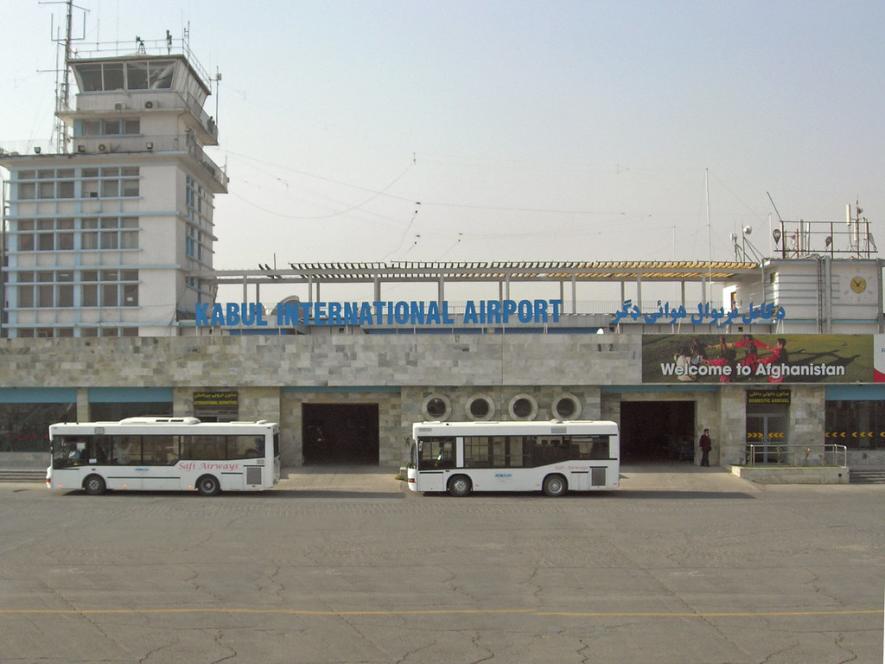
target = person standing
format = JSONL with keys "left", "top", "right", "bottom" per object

{"left": 699, "top": 428, "right": 712, "bottom": 467}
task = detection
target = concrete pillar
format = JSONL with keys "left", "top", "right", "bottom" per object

{"left": 76, "top": 388, "right": 90, "bottom": 423}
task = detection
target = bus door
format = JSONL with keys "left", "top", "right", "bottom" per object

{"left": 417, "top": 437, "right": 455, "bottom": 492}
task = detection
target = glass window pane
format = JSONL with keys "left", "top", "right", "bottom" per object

{"left": 103, "top": 63, "right": 125, "bottom": 90}
{"left": 81, "top": 327, "right": 98, "bottom": 337}
{"left": 57, "top": 271, "right": 74, "bottom": 282}
{"left": 77, "top": 64, "right": 103, "bottom": 91}
{"left": 83, "top": 120, "right": 101, "bottom": 135}
{"left": 101, "top": 167, "right": 120, "bottom": 177}
{"left": 228, "top": 435, "right": 264, "bottom": 459}
{"left": 82, "top": 180, "right": 99, "bottom": 198}
{"left": 57, "top": 218, "right": 74, "bottom": 230}
{"left": 181, "top": 435, "right": 227, "bottom": 460}
{"left": 142, "top": 436, "right": 178, "bottom": 464}
{"left": 121, "top": 327, "right": 138, "bottom": 337}
{"left": 81, "top": 270, "right": 98, "bottom": 282}
{"left": 18, "top": 220, "right": 34, "bottom": 231}
{"left": 121, "top": 217, "right": 138, "bottom": 228}
{"left": 81, "top": 232, "right": 98, "bottom": 250}
{"left": 101, "top": 180, "right": 119, "bottom": 197}
{"left": 17, "top": 328, "right": 34, "bottom": 337}
{"left": 102, "top": 119, "right": 121, "bottom": 135}
{"left": 58, "top": 181, "right": 75, "bottom": 198}
{"left": 111, "top": 436, "right": 141, "bottom": 464}
{"left": 81, "top": 218, "right": 99, "bottom": 229}
{"left": 148, "top": 61, "right": 175, "bottom": 88}
{"left": 81, "top": 284, "right": 98, "bottom": 306}
{"left": 58, "top": 285, "right": 74, "bottom": 307}
{"left": 122, "top": 284, "right": 138, "bottom": 306}
{"left": 121, "top": 270, "right": 138, "bottom": 281}
{"left": 121, "top": 231, "right": 138, "bottom": 249}
{"left": 18, "top": 170, "right": 36, "bottom": 180}
{"left": 122, "top": 179, "right": 139, "bottom": 197}
{"left": 101, "top": 270, "right": 118, "bottom": 281}
{"left": 100, "top": 328, "right": 120, "bottom": 337}
{"left": 37, "top": 271, "right": 53, "bottom": 282}
{"left": 38, "top": 182, "right": 55, "bottom": 198}
{"left": 18, "top": 183, "right": 35, "bottom": 200}
{"left": 38, "top": 234, "right": 54, "bottom": 251}
{"left": 57, "top": 328, "right": 74, "bottom": 337}
{"left": 19, "top": 271, "right": 34, "bottom": 282}
{"left": 37, "top": 170, "right": 55, "bottom": 179}
{"left": 18, "top": 234, "right": 34, "bottom": 251}
{"left": 127, "top": 62, "right": 148, "bottom": 89}
{"left": 121, "top": 167, "right": 139, "bottom": 176}
{"left": 101, "top": 284, "right": 118, "bottom": 306}
{"left": 38, "top": 285, "right": 53, "bottom": 307}
{"left": 58, "top": 232, "right": 74, "bottom": 250}
{"left": 123, "top": 119, "right": 140, "bottom": 134}
{"left": 82, "top": 168, "right": 99, "bottom": 177}
{"left": 417, "top": 436, "right": 456, "bottom": 469}
{"left": 100, "top": 232, "right": 118, "bottom": 249}
{"left": 18, "top": 286, "right": 34, "bottom": 307}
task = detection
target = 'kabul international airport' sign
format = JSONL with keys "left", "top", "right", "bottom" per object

{"left": 195, "top": 299, "right": 564, "bottom": 328}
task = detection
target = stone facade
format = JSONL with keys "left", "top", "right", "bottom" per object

{"left": 0, "top": 336, "right": 836, "bottom": 469}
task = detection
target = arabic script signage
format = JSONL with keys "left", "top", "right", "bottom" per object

{"left": 642, "top": 334, "right": 873, "bottom": 384}
{"left": 613, "top": 300, "right": 786, "bottom": 327}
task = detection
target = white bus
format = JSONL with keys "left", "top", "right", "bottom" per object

{"left": 407, "top": 420, "right": 619, "bottom": 496}
{"left": 47, "top": 417, "right": 280, "bottom": 496}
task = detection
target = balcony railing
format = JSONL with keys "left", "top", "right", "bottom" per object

{"left": 59, "top": 90, "right": 218, "bottom": 143}
{"left": 69, "top": 133, "right": 228, "bottom": 191}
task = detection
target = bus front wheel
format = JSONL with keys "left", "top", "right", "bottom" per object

{"left": 196, "top": 475, "right": 221, "bottom": 496}
{"left": 448, "top": 475, "right": 472, "bottom": 497}
{"left": 542, "top": 474, "right": 567, "bottom": 497}
{"left": 83, "top": 474, "right": 106, "bottom": 496}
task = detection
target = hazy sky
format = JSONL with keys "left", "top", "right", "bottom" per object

{"left": 1, "top": 0, "right": 883, "bottom": 302}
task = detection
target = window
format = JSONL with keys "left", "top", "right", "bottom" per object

{"left": 417, "top": 436, "right": 456, "bottom": 469}
{"left": 111, "top": 435, "right": 142, "bottom": 465}
{"left": 18, "top": 182, "right": 36, "bottom": 200}
{"left": 553, "top": 394, "right": 581, "bottom": 420}
{"left": 142, "top": 436, "right": 178, "bottom": 465}
{"left": 423, "top": 395, "right": 450, "bottom": 420}
{"left": 464, "top": 436, "right": 525, "bottom": 468}
{"left": 104, "top": 62, "right": 126, "bottom": 90}
{"left": 181, "top": 435, "right": 227, "bottom": 460}
{"left": 570, "top": 435, "right": 611, "bottom": 460}
{"left": 826, "top": 401, "right": 885, "bottom": 450}
{"left": 509, "top": 394, "right": 538, "bottom": 420}
{"left": 466, "top": 394, "right": 494, "bottom": 420}
{"left": 127, "top": 62, "right": 148, "bottom": 89}
{"left": 77, "top": 63, "right": 103, "bottom": 91}
{"left": 1, "top": 402, "right": 76, "bottom": 453}
{"left": 148, "top": 60, "right": 175, "bottom": 89}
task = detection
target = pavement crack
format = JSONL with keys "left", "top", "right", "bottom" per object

{"left": 833, "top": 632, "right": 858, "bottom": 664}
{"left": 466, "top": 631, "right": 495, "bottom": 664}
{"left": 207, "top": 629, "right": 238, "bottom": 664}
{"left": 757, "top": 641, "right": 799, "bottom": 664}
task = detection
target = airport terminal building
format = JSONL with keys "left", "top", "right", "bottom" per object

{"left": 2, "top": 39, "right": 884, "bottom": 474}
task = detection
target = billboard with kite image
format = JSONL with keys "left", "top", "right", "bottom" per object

{"left": 642, "top": 334, "right": 873, "bottom": 384}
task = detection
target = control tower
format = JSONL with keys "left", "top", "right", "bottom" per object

{"left": 0, "top": 30, "right": 225, "bottom": 337}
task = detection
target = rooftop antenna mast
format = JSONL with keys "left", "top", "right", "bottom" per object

{"left": 41, "top": 0, "right": 88, "bottom": 153}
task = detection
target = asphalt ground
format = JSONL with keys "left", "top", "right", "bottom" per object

{"left": 0, "top": 467, "right": 882, "bottom": 663}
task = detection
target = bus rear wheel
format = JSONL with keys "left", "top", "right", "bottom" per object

{"left": 542, "top": 474, "right": 567, "bottom": 497}
{"left": 448, "top": 475, "right": 472, "bottom": 497}
{"left": 196, "top": 475, "right": 221, "bottom": 496}
{"left": 83, "top": 474, "right": 106, "bottom": 496}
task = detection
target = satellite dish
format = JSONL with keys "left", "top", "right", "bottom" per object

{"left": 772, "top": 228, "right": 782, "bottom": 245}
{"left": 742, "top": 226, "right": 752, "bottom": 235}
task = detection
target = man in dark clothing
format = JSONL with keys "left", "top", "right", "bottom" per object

{"left": 699, "top": 428, "right": 712, "bottom": 467}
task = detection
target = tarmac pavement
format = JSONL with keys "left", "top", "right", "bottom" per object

{"left": 0, "top": 465, "right": 882, "bottom": 663}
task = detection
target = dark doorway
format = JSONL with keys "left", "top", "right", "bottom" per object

{"left": 302, "top": 403, "right": 379, "bottom": 465}
{"left": 620, "top": 401, "right": 696, "bottom": 463}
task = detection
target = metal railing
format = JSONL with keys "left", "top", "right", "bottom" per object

{"left": 745, "top": 443, "right": 847, "bottom": 467}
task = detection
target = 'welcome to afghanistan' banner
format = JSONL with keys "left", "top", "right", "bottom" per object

{"left": 642, "top": 334, "right": 873, "bottom": 384}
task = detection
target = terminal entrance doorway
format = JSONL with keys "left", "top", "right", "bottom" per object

{"left": 302, "top": 404, "right": 379, "bottom": 465}
{"left": 620, "top": 401, "right": 696, "bottom": 463}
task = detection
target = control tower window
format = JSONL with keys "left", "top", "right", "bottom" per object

{"left": 78, "top": 64, "right": 103, "bottom": 91}
{"left": 127, "top": 62, "right": 148, "bottom": 89}
{"left": 103, "top": 63, "right": 125, "bottom": 91}
{"left": 148, "top": 61, "right": 175, "bottom": 89}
